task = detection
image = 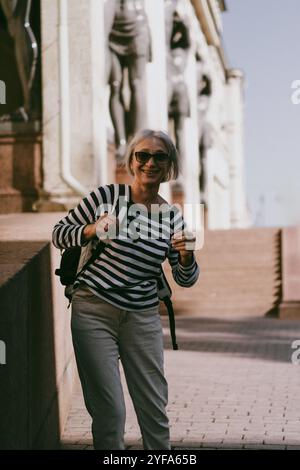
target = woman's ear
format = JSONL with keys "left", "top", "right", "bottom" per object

{"left": 129, "top": 157, "right": 134, "bottom": 174}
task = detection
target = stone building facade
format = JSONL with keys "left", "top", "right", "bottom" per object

{"left": 0, "top": 0, "right": 248, "bottom": 229}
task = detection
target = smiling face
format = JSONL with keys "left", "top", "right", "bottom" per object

{"left": 130, "top": 137, "right": 171, "bottom": 186}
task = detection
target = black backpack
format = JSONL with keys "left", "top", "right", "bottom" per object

{"left": 55, "top": 184, "right": 178, "bottom": 350}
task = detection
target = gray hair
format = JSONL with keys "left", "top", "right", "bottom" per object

{"left": 124, "top": 129, "right": 180, "bottom": 182}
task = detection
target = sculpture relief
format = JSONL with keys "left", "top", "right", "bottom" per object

{"left": 196, "top": 55, "right": 212, "bottom": 204}
{"left": 106, "top": 0, "right": 152, "bottom": 161}
{"left": 165, "top": 3, "right": 191, "bottom": 184}
{"left": 0, "top": 0, "right": 39, "bottom": 122}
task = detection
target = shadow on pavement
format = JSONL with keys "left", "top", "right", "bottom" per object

{"left": 161, "top": 315, "right": 300, "bottom": 364}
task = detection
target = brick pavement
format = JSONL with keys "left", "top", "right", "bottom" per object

{"left": 61, "top": 314, "right": 300, "bottom": 450}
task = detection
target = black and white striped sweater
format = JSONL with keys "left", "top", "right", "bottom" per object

{"left": 52, "top": 184, "right": 200, "bottom": 311}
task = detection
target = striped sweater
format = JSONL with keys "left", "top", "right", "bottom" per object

{"left": 52, "top": 184, "right": 200, "bottom": 311}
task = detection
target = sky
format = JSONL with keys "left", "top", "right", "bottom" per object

{"left": 222, "top": 0, "right": 300, "bottom": 227}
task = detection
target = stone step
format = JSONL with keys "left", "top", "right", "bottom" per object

{"left": 176, "top": 303, "right": 279, "bottom": 317}
{"left": 202, "top": 228, "right": 279, "bottom": 238}
{"left": 194, "top": 252, "right": 277, "bottom": 261}
{"left": 169, "top": 285, "right": 279, "bottom": 294}
{"left": 193, "top": 282, "right": 281, "bottom": 288}
{"left": 173, "top": 297, "right": 277, "bottom": 305}
{"left": 163, "top": 227, "right": 281, "bottom": 317}
{"left": 177, "top": 272, "right": 280, "bottom": 281}
{"left": 184, "top": 297, "right": 277, "bottom": 304}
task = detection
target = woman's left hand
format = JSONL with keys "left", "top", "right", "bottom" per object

{"left": 171, "top": 231, "right": 196, "bottom": 267}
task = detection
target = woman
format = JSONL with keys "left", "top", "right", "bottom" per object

{"left": 52, "top": 129, "right": 199, "bottom": 450}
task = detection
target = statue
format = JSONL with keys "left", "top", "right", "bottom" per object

{"left": 0, "top": 0, "right": 38, "bottom": 122}
{"left": 166, "top": 6, "right": 190, "bottom": 182}
{"left": 106, "top": 0, "right": 152, "bottom": 161}
{"left": 196, "top": 55, "right": 212, "bottom": 204}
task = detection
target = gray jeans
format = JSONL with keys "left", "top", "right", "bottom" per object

{"left": 71, "top": 286, "right": 170, "bottom": 450}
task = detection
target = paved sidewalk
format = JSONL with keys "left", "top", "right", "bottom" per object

{"left": 61, "top": 314, "right": 300, "bottom": 450}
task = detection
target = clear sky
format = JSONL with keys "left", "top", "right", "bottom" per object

{"left": 222, "top": 0, "right": 300, "bottom": 227}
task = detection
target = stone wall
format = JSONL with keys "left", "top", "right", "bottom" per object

{"left": 0, "top": 213, "right": 77, "bottom": 449}
{"left": 279, "top": 226, "right": 300, "bottom": 319}
{"left": 0, "top": 130, "right": 42, "bottom": 214}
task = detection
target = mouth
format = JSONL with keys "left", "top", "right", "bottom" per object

{"left": 141, "top": 170, "right": 160, "bottom": 176}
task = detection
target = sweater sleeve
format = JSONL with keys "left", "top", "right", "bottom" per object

{"left": 52, "top": 185, "right": 114, "bottom": 250}
{"left": 166, "top": 206, "right": 200, "bottom": 288}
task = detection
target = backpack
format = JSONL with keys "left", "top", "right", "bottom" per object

{"left": 55, "top": 184, "right": 178, "bottom": 350}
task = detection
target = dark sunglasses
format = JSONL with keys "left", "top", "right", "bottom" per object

{"left": 134, "top": 151, "right": 169, "bottom": 165}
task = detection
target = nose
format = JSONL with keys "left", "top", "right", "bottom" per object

{"left": 145, "top": 155, "right": 157, "bottom": 167}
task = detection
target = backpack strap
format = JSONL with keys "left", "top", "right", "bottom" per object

{"left": 164, "top": 296, "right": 178, "bottom": 351}
{"left": 158, "top": 268, "right": 178, "bottom": 350}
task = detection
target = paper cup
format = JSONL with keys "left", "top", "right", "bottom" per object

{"left": 172, "top": 230, "right": 196, "bottom": 250}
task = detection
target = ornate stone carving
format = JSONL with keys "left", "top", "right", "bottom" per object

{"left": 106, "top": 0, "right": 152, "bottom": 161}
{"left": 0, "top": 0, "right": 39, "bottom": 122}
{"left": 166, "top": 5, "right": 191, "bottom": 178}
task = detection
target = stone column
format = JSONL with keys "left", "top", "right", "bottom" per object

{"left": 181, "top": 47, "right": 201, "bottom": 209}
{"left": 144, "top": 0, "right": 170, "bottom": 201}
{"left": 206, "top": 139, "right": 230, "bottom": 229}
{"left": 226, "top": 68, "right": 248, "bottom": 227}
{"left": 139, "top": 0, "right": 170, "bottom": 201}
{"left": 115, "top": 0, "right": 171, "bottom": 202}
{"left": 39, "top": 0, "right": 108, "bottom": 210}
{"left": 144, "top": 0, "right": 168, "bottom": 131}
{"left": 163, "top": 0, "right": 201, "bottom": 208}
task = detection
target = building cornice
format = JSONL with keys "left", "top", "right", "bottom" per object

{"left": 191, "top": 0, "right": 220, "bottom": 47}
{"left": 218, "top": 0, "right": 227, "bottom": 12}
{"left": 207, "top": 0, "right": 223, "bottom": 34}
{"left": 191, "top": 0, "right": 229, "bottom": 72}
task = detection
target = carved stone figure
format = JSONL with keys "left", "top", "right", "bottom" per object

{"left": 0, "top": 0, "right": 38, "bottom": 122}
{"left": 196, "top": 56, "right": 212, "bottom": 203}
{"left": 106, "top": 0, "right": 152, "bottom": 161}
{"left": 166, "top": 8, "right": 190, "bottom": 175}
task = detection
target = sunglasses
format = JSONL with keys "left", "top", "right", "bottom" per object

{"left": 134, "top": 151, "right": 169, "bottom": 165}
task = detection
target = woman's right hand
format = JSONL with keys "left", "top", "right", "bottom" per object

{"left": 82, "top": 213, "right": 111, "bottom": 242}
{"left": 95, "top": 213, "right": 118, "bottom": 241}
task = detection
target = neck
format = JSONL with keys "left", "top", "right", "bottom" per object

{"left": 130, "top": 182, "right": 160, "bottom": 204}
